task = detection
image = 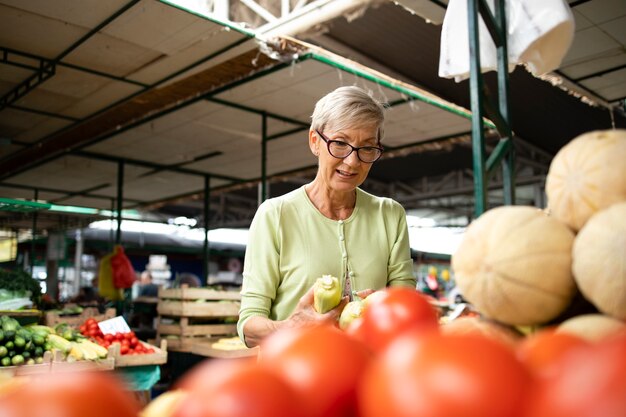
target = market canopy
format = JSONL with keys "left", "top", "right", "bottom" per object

{"left": 0, "top": 0, "right": 476, "bottom": 230}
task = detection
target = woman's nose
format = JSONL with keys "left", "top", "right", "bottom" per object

{"left": 343, "top": 150, "right": 361, "bottom": 166}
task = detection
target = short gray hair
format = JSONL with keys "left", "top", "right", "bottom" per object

{"left": 311, "top": 86, "right": 385, "bottom": 142}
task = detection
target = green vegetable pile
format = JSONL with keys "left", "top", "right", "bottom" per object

{"left": 0, "top": 268, "right": 42, "bottom": 306}
{"left": 0, "top": 315, "right": 51, "bottom": 367}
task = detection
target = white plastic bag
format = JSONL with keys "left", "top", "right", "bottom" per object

{"left": 438, "top": 0, "right": 575, "bottom": 82}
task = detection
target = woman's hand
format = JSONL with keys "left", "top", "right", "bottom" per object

{"left": 355, "top": 289, "right": 375, "bottom": 300}
{"left": 242, "top": 287, "right": 349, "bottom": 348}
{"left": 285, "top": 286, "right": 349, "bottom": 328}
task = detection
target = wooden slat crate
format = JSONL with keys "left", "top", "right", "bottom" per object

{"left": 191, "top": 337, "right": 259, "bottom": 359}
{"left": 157, "top": 318, "right": 236, "bottom": 337}
{"left": 158, "top": 287, "right": 241, "bottom": 301}
{"left": 108, "top": 340, "right": 168, "bottom": 367}
{"left": 157, "top": 301, "right": 240, "bottom": 317}
{"left": 157, "top": 287, "right": 240, "bottom": 318}
{"left": 156, "top": 286, "right": 241, "bottom": 352}
{"left": 44, "top": 307, "right": 116, "bottom": 327}
{"left": 0, "top": 351, "right": 52, "bottom": 377}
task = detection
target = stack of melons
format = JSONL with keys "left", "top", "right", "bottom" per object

{"left": 451, "top": 129, "right": 626, "bottom": 340}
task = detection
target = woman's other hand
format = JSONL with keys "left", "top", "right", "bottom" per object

{"left": 355, "top": 289, "right": 375, "bottom": 300}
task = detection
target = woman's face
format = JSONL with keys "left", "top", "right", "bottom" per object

{"left": 309, "top": 123, "right": 380, "bottom": 194}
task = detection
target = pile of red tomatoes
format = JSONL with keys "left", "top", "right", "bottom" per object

{"left": 79, "top": 318, "right": 154, "bottom": 355}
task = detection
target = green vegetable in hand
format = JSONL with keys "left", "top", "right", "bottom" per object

{"left": 339, "top": 300, "right": 364, "bottom": 330}
{"left": 313, "top": 275, "right": 342, "bottom": 314}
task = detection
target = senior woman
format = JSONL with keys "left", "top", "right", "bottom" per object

{"left": 238, "top": 86, "right": 416, "bottom": 347}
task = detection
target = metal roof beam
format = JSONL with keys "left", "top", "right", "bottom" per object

{"left": 50, "top": 183, "right": 112, "bottom": 204}
{"left": 75, "top": 150, "right": 239, "bottom": 183}
{"left": 0, "top": 58, "right": 55, "bottom": 111}
{"left": 0, "top": 41, "right": 270, "bottom": 181}
{"left": 206, "top": 97, "right": 309, "bottom": 127}
{"left": 573, "top": 63, "right": 626, "bottom": 82}
{"left": 0, "top": 181, "right": 142, "bottom": 204}
{"left": 8, "top": 104, "right": 80, "bottom": 122}
{"left": 137, "top": 151, "right": 223, "bottom": 179}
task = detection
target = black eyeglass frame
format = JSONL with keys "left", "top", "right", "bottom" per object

{"left": 315, "top": 130, "right": 384, "bottom": 163}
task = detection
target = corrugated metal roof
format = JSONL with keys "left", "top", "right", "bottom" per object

{"left": 1, "top": 0, "right": 488, "bottom": 230}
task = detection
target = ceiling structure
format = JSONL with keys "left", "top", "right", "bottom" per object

{"left": 1, "top": 0, "right": 625, "bottom": 239}
{"left": 1, "top": 0, "right": 482, "bottom": 235}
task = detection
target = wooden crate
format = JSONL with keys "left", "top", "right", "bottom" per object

{"left": 50, "top": 358, "right": 115, "bottom": 373}
{"left": 44, "top": 307, "right": 116, "bottom": 327}
{"left": 157, "top": 317, "right": 236, "bottom": 337}
{"left": 0, "top": 351, "right": 52, "bottom": 377}
{"left": 158, "top": 287, "right": 241, "bottom": 301}
{"left": 108, "top": 340, "right": 168, "bottom": 367}
{"left": 191, "top": 337, "right": 259, "bottom": 359}
{"left": 160, "top": 336, "right": 195, "bottom": 353}
{"left": 156, "top": 286, "right": 241, "bottom": 352}
{"left": 157, "top": 301, "right": 240, "bottom": 317}
{"left": 157, "top": 287, "right": 240, "bottom": 318}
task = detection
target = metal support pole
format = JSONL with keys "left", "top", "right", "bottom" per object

{"left": 468, "top": 0, "right": 515, "bottom": 216}
{"left": 203, "top": 175, "right": 211, "bottom": 285}
{"left": 109, "top": 198, "right": 115, "bottom": 250}
{"left": 116, "top": 160, "right": 124, "bottom": 244}
{"left": 73, "top": 229, "right": 84, "bottom": 297}
{"left": 468, "top": 0, "right": 487, "bottom": 216}
{"left": 260, "top": 112, "right": 269, "bottom": 204}
{"left": 496, "top": 0, "right": 515, "bottom": 205}
{"left": 30, "top": 189, "right": 38, "bottom": 275}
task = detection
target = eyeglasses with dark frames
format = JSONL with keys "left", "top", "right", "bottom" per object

{"left": 315, "top": 130, "right": 384, "bottom": 163}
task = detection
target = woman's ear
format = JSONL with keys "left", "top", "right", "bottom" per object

{"left": 309, "top": 129, "right": 319, "bottom": 156}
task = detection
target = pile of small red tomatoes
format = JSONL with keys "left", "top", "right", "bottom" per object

{"left": 79, "top": 318, "right": 154, "bottom": 355}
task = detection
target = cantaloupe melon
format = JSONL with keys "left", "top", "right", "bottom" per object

{"left": 573, "top": 202, "right": 626, "bottom": 320}
{"left": 452, "top": 206, "right": 576, "bottom": 325}
{"left": 556, "top": 314, "right": 626, "bottom": 342}
{"left": 546, "top": 129, "right": 626, "bottom": 232}
{"left": 441, "top": 316, "right": 523, "bottom": 348}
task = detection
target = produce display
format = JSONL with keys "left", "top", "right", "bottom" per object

{"left": 452, "top": 205, "right": 576, "bottom": 325}
{"left": 545, "top": 129, "right": 626, "bottom": 231}
{"left": 0, "top": 315, "right": 107, "bottom": 368}
{"left": 2, "top": 129, "right": 625, "bottom": 417}
{"left": 555, "top": 313, "right": 626, "bottom": 342}
{"left": 0, "top": 316, "right": 49, "bottom": 367}
{"left": 0, "top": 268, "right": 42, "bottom": 310}
{"left": 572, "top": 202, "right": 626, "bottom": 319}
{"left": 79, "top": 318, "right": 155, "bottom": 356}
{"left": 0, "top": 370, "right": 140, "bottom": 417}
{"left": 137, "top": 288, "right": 625, "bottom": 417}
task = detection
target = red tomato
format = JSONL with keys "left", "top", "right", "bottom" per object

{"left": 360, "top": 331, "right": 531, "bottom": 417}
{"left": 0, "top": 371, "right": 139, "bottom": 417}
{"left": 360, "top": 287, "right": 439, "bottom": 352}
{"left": 517, "top": 329, "right": 591, "bottom": 377}
{"left": 525, "top": 334, "right": 626, "bottom": 417}
{"left": 129, "top": 337, "right": 138, "bottom": 347}
{"left": 120, "top": 345, "right": 129, "bottom": 355}
{"left": 259, "top": 324, "right": 371, "bottom": 417}
{"left": 104, "top": 334, "right": 114, "bottom": 343}
{"left": 174, "top": 358, "right": 306, "bottom": 417}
